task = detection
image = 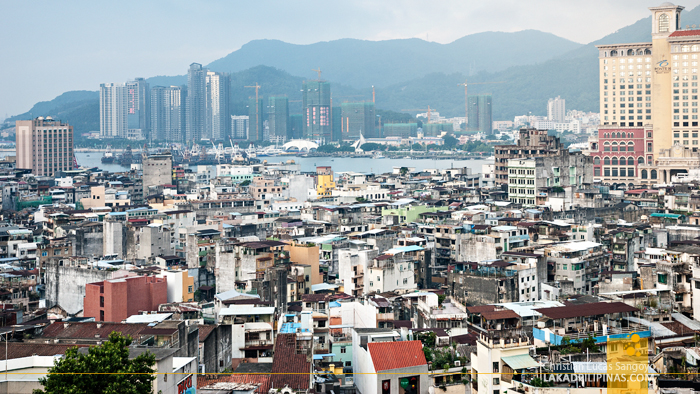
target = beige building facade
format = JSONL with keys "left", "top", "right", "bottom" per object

{"left": 595, "top": 3, "right": 700, "bottom": 184}
{"left": 16, "top": 117, "right": 74, "bottom": 177}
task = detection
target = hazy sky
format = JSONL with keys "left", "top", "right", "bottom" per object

{"left": 3, "top": 0, "right": 700, "bottom": 117}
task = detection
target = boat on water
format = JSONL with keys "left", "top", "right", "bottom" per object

{"left": 101, "top": 145, "right": 115, "bottom": 164}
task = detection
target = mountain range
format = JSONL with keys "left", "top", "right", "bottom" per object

{"left": 7, "top": 5, "right": 700, "bottom": 135}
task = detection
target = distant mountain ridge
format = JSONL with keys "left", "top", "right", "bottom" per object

{"left": 206, "top": 30, "right": 583, "bottom": 88}
{"left": 8, "top": 7, "right": 700, "bottom": 133}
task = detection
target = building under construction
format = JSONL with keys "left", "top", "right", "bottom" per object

{"left": 340, "top": 102, "right": 376, "bottom": 140}
{"left": 383, "top": 123, "right": 418, "bottom": 138}
{"left": 302, "top": 80, "right": 332, "bottom": 143}
{"left": 467, "top": 94, "right": 492, "bottom": 134}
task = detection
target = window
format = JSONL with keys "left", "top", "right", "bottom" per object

{"left": 188, "top": 286, "right": 193, "bottom": 293}
{"left": 340, "top": 346, "right": 346, "bottom": 354}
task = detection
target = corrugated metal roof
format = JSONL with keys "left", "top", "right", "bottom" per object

{"left": 536, "top": 302, "right": 638, "bottom": 320}
{"left": 501, "top": 354, "right": 541, "bottom": 370}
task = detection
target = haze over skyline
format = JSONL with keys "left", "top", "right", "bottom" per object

{"left": 3, "top": 0, "right": 700, "bottom": 117}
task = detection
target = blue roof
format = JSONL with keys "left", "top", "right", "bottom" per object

{"left": 330, "top": 301, "right": 342, "bottom": 308}
{"left": 650, "top": 213, "right": 682, "bottom": 219}
{"left": 313, "top": 353, "right": 336, "bottom": 360}
{"left": 280, "top": 322, "right": 305, "bottom": 334}
{"left": 395, "top": 245, "right": 423, "bottom": 252}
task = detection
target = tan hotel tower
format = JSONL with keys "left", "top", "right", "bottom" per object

{"left": 593, "top": 3, "right": 700, "bottom": 185}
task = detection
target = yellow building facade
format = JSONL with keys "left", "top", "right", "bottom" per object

{"left": 316, "top": 166, "right": 336, "bottom": 197}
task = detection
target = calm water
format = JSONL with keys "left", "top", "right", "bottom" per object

{"left": 74, "top": 152, "right": 492, "bottom": 175}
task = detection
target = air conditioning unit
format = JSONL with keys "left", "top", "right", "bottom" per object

{"left": 454, "top": 360, "right": 461, "bottom": 367}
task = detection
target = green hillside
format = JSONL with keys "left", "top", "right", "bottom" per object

{"left": 206, "top": 30, "right": 583, "bottom": 88}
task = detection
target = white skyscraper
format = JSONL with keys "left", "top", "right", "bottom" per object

{"left": 547, "top": 96, "right": 566, "bottom": 123}
{"left": 186, "top": 63, "right": 207, "bottom": 142}
{"left": 100, "top": 83, "right": 128, "bottom": 138}
{"left": 125, "top": 78, "right": 150, "bottom": 140}
{"left": 231, "top": 115, "right": 249, "bottom": 140}
{"left": 151, "top": 86, "right": 185, "bottom": 142}
{"left": 206, "top": 71, "right": 230, "bottom": 140}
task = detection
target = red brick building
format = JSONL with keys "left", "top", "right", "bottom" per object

{"left": 84, "top": 276, "right": 167, "bottom": 322}
{"left": 591, "top": 126, "right": 655, "bottom": 186}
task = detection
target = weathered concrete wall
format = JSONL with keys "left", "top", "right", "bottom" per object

{"left": 103, "top": 220, "right": 126, "bottom": 258}
{"left": 458, "top": 234, "right": 497, "bottom": 263}
{"left": 446, "top": 272, "right": 518, "bottom": 306}
{"left": 215, "top": 246, "right": 238, "bottom": 294}
{"left": 543, "top": 206, "right": 642, "bottom": 223}
{"left": 71, "top": 226, "right": 104, "bottom": 257}
{"left": 44, "top": 262, "right": 131, "bottom": 315}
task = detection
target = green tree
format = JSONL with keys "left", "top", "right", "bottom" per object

{"left": 442, "top": 135, "right": 458, "bottom": 149}
{"left": 360, "top": 143, "right": 384, "bottom": 151}
{"left": 316, "top": 144, "right": 338, "bottom": 153}
{"left": 416, "top": 331, "right": 437, "bottom": 348}
{"left": 240, "top": 180, "right": 251, "bottom": 186}
{"left": 34, "top": 332, "right": 156, "bottom": 394}
{"left": 399, "top": 167, "right": 409, "bottom": 176}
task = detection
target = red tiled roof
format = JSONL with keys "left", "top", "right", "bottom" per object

{"left": 467, "top": 305, "right": 496, "bottom": 314}
{"left": 480, "top": 310, "right": 520, "bottom": 321}
{"left": 301, "top": 294, "right": 329, "bottom": 302}
{"left": 670, "top": 30, "right": 700, "bottom": 37}
{"left": 367, "top": 340, "right": 427, "bottom": 372}
{"left": 270, "top": 334, "right": 311, "bottom": 390}
{"left": 199, "top": 325, "right": 216, "bottom": 341}
{"left": 197, "top": 373, "right": 271, "bottom": 393}
{"left": 5, "top": 343, "right": 90, "bottom": 359}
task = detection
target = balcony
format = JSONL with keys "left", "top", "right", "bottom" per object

{"left": 377, "top": 312, "right": 394, "bottom": 321}
{"left": 241, "top": 339, "right": 274, "bottom": 349}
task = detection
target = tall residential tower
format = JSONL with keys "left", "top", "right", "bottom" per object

{"left": 547, "top": 96, "right": 566, "bottom": 123}
{"left": 99, "top": 83, "right": 127, "bottom": 138}
{"left": 206, "top": 71, "right": 231, "bottom": 141}
{"left": 151, "top": 86, "right": 186, "bottom": 143}
{"left": 186, "top": 63, "right": 207, "bottom": 142}
{"left": 302, "top": 80, "right": 332, "bottom": 142}
{"left": 467, "top": 94, "right": 492, "bottom": 134}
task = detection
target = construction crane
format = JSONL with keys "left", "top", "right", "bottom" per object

{"left": 312, "top": 68, "right": 322, "bottom": 80}
{"left": 458, "top": 79, "right": 506, "bottom": 127}
{"left": 372, "top": 86, "right": 376, "bottom": 104}
{"left": 402, "top": 106, "right": 433, "bottom": 123}
{"left": 245, "top": 83, "right": 262, "bottom": 140}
